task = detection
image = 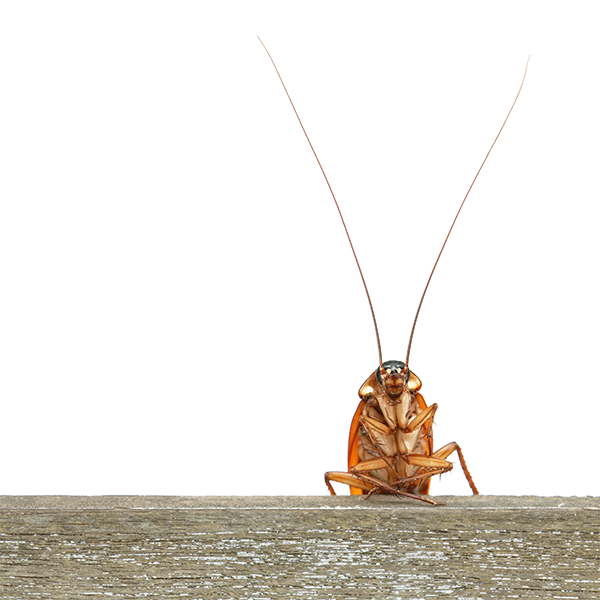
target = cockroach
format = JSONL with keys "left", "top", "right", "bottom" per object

{"left": 259, "top": 37, "right": 528, "bottom": 504}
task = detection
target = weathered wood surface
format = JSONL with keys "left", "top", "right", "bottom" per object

{"left": 0, "top": 496, "right": 598, "bottom": 599}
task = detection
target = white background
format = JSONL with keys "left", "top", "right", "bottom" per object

{"left": 1, "top": 2, "right": 598, "bottom": 497}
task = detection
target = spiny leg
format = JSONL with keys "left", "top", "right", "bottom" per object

{"left": 325, "top": 468, "right": 442, "bottom": 505}
{"left": 356, "top": 416, "right": 402, "bottom": 482}
{"left": 355, "top": 472, "right": 442, "bottom": 505}
{"left": 325, "top": 471, "right": 373, "bottom": 495}
{"left": 432, "top": 441, "right": 479, "bottom": 495}
{"left": 385, "top": 452, "right": 454, "bottom": 492}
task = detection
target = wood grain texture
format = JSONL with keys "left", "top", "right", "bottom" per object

{"left": 0, "top": 496, "right": 598, "bottom": 598}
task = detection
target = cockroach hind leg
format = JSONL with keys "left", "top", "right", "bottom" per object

{"left": 364, "top": 487, "right": 379, "bottom": 499}
{"left": 390, "top": 466, "right": 449, "bottom": 487}
{"left": 324, "top": 471, "right": 374, "bottom": 495}
{"left": 324, "top": 473, "right": 337, "bottom": 496}
{"left": 432, "top": 441, "right": 479, "bottom": 495}
{"left": 394, "top": 490, "right": 444, "bottom": 506}
{"left": 326, "top": 468, "right": 443, "bottom": 505}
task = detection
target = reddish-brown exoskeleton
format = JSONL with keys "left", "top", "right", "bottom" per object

{"left": 259, "top": 37, "right": 528, "bottom": 504}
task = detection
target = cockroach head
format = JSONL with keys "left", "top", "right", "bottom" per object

{"left": 377, "top": 360, "right": 410, "bottom": 401}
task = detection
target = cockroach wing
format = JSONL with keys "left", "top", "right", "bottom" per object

{"left": 347, "top": 399, "right": 367, "bottom": 495}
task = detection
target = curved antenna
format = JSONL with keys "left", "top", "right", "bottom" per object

{"left": 405, "top": 57, "right": 530, "bottom": 368}
{"left": 258, "top": 36, "right": 383, "bottom": 367}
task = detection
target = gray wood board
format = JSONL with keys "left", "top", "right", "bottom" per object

{"left": 0, "top": 496, "right": 598, "bottom": 599}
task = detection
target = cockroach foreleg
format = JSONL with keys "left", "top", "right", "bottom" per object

{"left": 403, "top": 402, "right": 438, "bottom": 433}
{"left": 431, "top": 442, "right": 479, "bottom": 495}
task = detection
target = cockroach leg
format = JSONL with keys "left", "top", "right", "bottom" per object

{"left": 364, "top": 487, "right": 379, "bottom": 500}
{"left": 402, "top": 454, "right": 453, "bottom": 469}
{"left": 357, "top": 418, "right": 404, "bottom": 484}
{"left": 394, "top": 492, "right": 443, "bottom": 506}
{"left": 357, "top": 472, "right": 442, "bottom": 505}
{"left": 402, "top": 402, "right": 437, "bottom": 433}
{"left": 359, "top": 416, "right": 398, "bottom": 469}
{"left": 431, "top": 442, "right": 479, "bottom": 495}
{"left": 389, "top": 467, "right": 449, "bottom": 487}
{"left": 351, "top": 457, "right": 389, "bottom": 472}
{"left": 325, "top": 471, "right": 374, "bottom": 494}
{"left": 326, "top": 470, "right": 441, "bottom": 505}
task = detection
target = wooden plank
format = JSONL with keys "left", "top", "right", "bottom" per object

{"left": 0, "top": 496, "right": 598, "bottom": 598}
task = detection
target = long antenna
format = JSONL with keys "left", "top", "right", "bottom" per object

{"left": 404, "top": 57, "right": 530, "bottom": 368}
{"left": 258, "top": 36, "right": 383, "bottom": 367}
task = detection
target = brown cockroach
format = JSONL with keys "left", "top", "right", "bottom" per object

{"left": 259, "top": 38, "right": 528, "bottom": 504}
